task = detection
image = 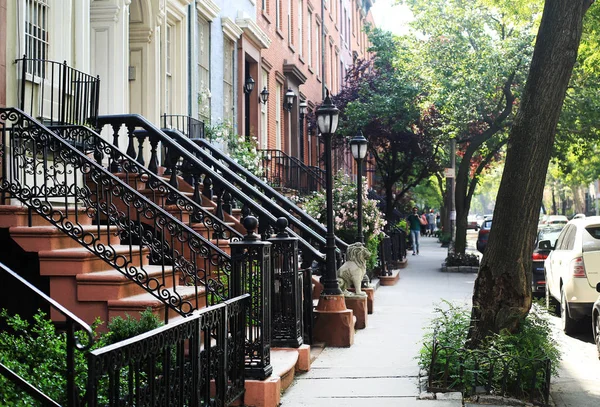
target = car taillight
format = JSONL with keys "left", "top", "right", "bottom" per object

{"left": 479, "top": 229, "right": 490, "bottom": 237}
{"left": 571, "top": 257, "right": 586, "bottom": 278}
{"left": 532, "top": 252, "right": 548, "bottom": 260}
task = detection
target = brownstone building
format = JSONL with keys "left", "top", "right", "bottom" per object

{"left": 0, "top": 0, "right": 6, "bottom": 108}
{"left": 255, "top": 0, "right": 375, "bottom": 170}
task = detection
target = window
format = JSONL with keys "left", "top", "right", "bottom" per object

{"left": 223, "top": 38, "right": 235, "bottom": 127}
{"left": 315, "top": 22, "right": 320, "bottom": 75}
{"left": 307, "top": 11, "right": 312, "bottom": 67}
{"left": 262, "top": 0, "right": 267, "bottom": 12}
{"left": 276, "top": 83, "right": 282, "bottom": 150}
{"left": 165, "top": 24, "right": 173, "bottom": 114}
{"left": 197, "top": 15, "right": 210, "bottom": 123}
{"left": 287, "top": 0, "right": 293, "bottom": 45}
{"left": 298, "top": 0, "right": 303, "bottom": 56}
{"left": 25, "top": 0, "right": 49, "bottom": 74}
{"left": 261, "top": 70, "right": 269, "bottom": 149}
{"left": 276, "top": 0, "right": 282, "bottom": 30}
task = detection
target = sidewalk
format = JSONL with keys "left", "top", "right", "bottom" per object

{"left": 280, "top": 236, "right": 476, "bottom": 406}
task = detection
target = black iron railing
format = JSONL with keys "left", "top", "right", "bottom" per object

{"left": 378, "top": 234, "right": 393, "bottom": 276}
{"left": 50, "top": 124, "right": 243, "bottom": 247}
{"left": 87, "top": 294, "right": 249, "bottom": 407}
{"left": 190, "top": 137, "right": 348, "bottom": 255}
{"left": 95, "top": 115, "right": 328, "bottom": 272}
{"left": 390, "top": 228, "right": 407, "bottom": 265}
{"left": 17, "top": 56, "right": 100, "bottom": 127}
{"left": 260, "top": 149, "right": 325, "bottom": 195}
{"left": 162, "top": 114, "right": 205, "bottom": 139}
{"left": 0, "top": 108, "right": 231, "bottom": 317}
{"left": 428, "top": 332, "right": 551, "bottom": 406}
{"left": 0, "top": 261, "right": 94, "bottom": 407}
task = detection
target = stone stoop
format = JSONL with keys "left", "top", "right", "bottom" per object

{"left": 379, "top": 269, "right": 400, "bottom": 286}
{"left": 238, "top": 345, "right": 312, "bottom": 407}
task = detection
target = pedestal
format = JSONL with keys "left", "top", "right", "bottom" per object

{"left": 344, "top": 295, "right": 368, "bottom": 329}
{"left": 313, "top": 295, "right": 354, "bottom": 347}
{"left": 348, "top": 287, "right": 374, "bottom": 314}
{"left": 379, "top": 269, "right": 400, "bottom": 286}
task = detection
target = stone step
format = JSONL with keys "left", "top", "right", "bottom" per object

{"left": 9, "top": 224, "right": 121, "bottom": 252}
{"left": 39, "top": 245, "right": 151, "bottom": 276}
{"left": 76, "top": 265, "right": 177, "bottom": 302}
{"left": 0, "top": 205, "right": 93, "bottom": 227}
{"left": 107, "top": 285, "right": 206, "bottom": 322}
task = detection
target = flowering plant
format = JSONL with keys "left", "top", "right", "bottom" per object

{"left": 304, "top": 170, "right": 387, "bottom": 243}
{"left": 205, "top": 122, "right": 264, "bottom": 176}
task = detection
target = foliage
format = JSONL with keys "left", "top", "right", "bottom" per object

{"left": 205, "top": 122, "right": 264, "bottom": 176}
{"left": 0, "top": 308, "right": 162, "bottom": 405}
{"left": 308, "top": 28, "right": 445, "bottom": 222}
{"left": 304, "top": 171, "right": 386, "bottom": 270}
{"left": 444, "top": 252, "right": 480, "bottom": 267}
{"left": 418, "top": 301, "right": 560, "bottom": 401}
{"left": 395, "top": 219, "right": 408, "bottom": 232}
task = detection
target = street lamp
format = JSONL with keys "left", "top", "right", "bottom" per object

{"left": 299, "top": 100, "right": 308, "bottom": 163}
{"left": 244, "top": 75, "right": 255, "bottom": 141}
{"left": 316, "top": 90, "right": 341, "bottom": 296}
{"left": 350, "top": 131, "right": 368, "bottom": 244}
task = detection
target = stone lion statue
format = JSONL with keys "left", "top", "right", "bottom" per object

{"left": 337, "top": 242, "right": 371, "bottom": 297}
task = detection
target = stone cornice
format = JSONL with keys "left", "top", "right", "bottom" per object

{"left": 167, "top": 0, "right": 192, "bottom": 21}
{"left": 222, "top": 17, "right": 243, "bottom": 41}
{"left": 130, "top": 26, "right": 153, "bottom": 43}
{"left": 90, "top": 3, "right": 121, "bottom": 23}
{"left": 283, "top": 62, "right": 308, "bottom": 84}
{"left": 196, "top": 0, "right": 220, "bottom": 21}
{"left": 236, "top": 16, "right": 271, "bottom": 49}
{"left": 261, "top": 57, "right": 274, "bottom": 72}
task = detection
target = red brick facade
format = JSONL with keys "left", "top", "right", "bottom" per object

{"left": 254, "top": 0, "right": 375, "bottom": 168}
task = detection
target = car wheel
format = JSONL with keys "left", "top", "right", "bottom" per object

{"left": 595, "top": 313, "right": 600, "bottom": 360}
{"left": 561, "top": 287, "right": 577, "bottom": 335}
{"left": 545, "top": 272, "right": 559, "bottom": 315}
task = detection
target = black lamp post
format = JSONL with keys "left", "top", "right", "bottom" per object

{"left": 260, "top": 86, "right": 269, "bottom": 104}
{"left": 284, "top": 88, "right": 295, "bottom": 112}
{"left": 316, "top": 90, "right": 341, "bottom": 296}
{"left": 244, "top": 75, "right": 255, "bottom": 141}
{"left": 299, "top": 100, "right": 308, "bottom": 163}
{"left": 350, "top": 131, "right": 368, "bottom": 244}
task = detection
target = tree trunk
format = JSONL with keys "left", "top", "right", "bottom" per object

{"left": 468, "top": 0, "right": 593, "bottom": 346}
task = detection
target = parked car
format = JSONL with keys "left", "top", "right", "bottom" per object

{"left": 544, "top": 216, "right": 600, "bottom": 335}
{"left": 532, "top": 226, "right": 564, "bottom": 298}
{"left": 476, "top": 219, "right": 492, "bottom": 253}
{"left": 592, "top": 283, "right": 600, "bottom": 358}
{"left": 539, "top": 215, "right": 569, "bottom": 227}
{"left": 467, "top": 215, "right": 479, "bottom": 230}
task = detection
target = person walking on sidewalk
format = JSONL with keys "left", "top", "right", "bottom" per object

{"left": 407, "top": 206, "right": 422, "bottom": 255}
{"left": 427, "top": 209, "right": 436, "bottom": 237}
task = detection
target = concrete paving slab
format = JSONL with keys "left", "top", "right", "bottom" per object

{"left": 280, "top": 398, "right": 462, "bottom": 407}
{"left": 283, "top": 377, "right": 419, "bottom": 399}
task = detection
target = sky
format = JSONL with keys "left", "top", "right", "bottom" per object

{"left": 370, "top": 0, "right": 414, "bottom": 36}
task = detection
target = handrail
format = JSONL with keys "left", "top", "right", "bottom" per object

{"left": 48, "top": 124, "right": 242, "bottom": 243}
{"left": 1, "top": 108, "right": 231, "bottom": 316}
{"left": 195, "top": 138, "right": 348, "bottom": 251}
{"left": 260, "top": 148, "right": 326, "bottom": 192}
{"left": 95, "top": 114, "right": 326, "bottom": 267}
{"left": 162, "top": 113, "right": 205, "bottom": 139}
{"left": 16, "top": 56, "right": 100, "bottom": 127}
{"left": 0, "top": 261, "right": 93, "bottom": 407}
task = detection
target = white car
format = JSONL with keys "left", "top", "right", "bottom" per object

{"left": 544, "top": 216, "right": 600, "bottom": 334}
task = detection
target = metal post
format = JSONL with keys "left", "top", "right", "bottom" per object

{"left": 299, "top": 111, "right": 305, "bottom": 163}
{"left": 356, "top": 158, "right": 364, "bottom": 244}
{"left": 322, "top": 132, "right": 342, "bottom": 295}
{"left": 450, "top": 138, "right": 456, "bottom": 242}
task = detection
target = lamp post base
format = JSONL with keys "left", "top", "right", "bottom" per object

{"left": 313, "top": 294, "right": 354, "bottom": 347}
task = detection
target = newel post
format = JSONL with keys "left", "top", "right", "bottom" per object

{"left": 268, "top": 217, "right": 303, "bottom": 348}
{"left": 230, "top": 216, "right": 273, "bottom": 380}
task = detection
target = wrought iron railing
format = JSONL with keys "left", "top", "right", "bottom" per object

{"left": 87, "top": 294, "right": 249, "bottom": 407}
{"left": 390, "top": 228, "right": 407, "bottom": 265}
{"left": 188, "top": 137, "right": 348, "bottom": 255}
{"left": 17, "top": 56, "right": 100, "bottom": 127}
{"left": 95, "top": 114, "right": 328, "bottom": 271}
{"left": 260, "top": 149, "right": 325, "bottom": 195}
{"left": 49, "top": 124, "right": 243, "bottom": 246}
{"left": 162, "top": 113, "right": 205, "bottom": 139}
{"left": 428, "top": 331, "right": 551, "bottom": 406}
{"left": 0, "top": 261, "right": 94, "bottom": 407}
{"left": 378, "top": 234, "right": 394, "bottom": 276}
{"left": 0, "top": 108, "right": 231, "bottom": 317}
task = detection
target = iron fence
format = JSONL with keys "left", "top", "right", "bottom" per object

{"left": 162, "top": 114, "right": 205, "bottom": 140}
{"left": 17, "top": 56, "right": 100, "bottom": 127}
{"left": 428, "top": 332, "right": 551, "bottom": 406}
{"left": 260, "top": 149, "right": 325, "bottom": 195}
{"left": 87, "top": 294, "right": 250, "bottom": 407}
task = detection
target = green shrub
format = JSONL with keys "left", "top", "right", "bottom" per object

{"left": 0, "top": 308, "right": 162, "bottom": 405}
{"left": 418, "top": 301, "right": 560, "bottom": 402}
{"left": 445, "top": 252, "right": 480, "bottom": 267}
